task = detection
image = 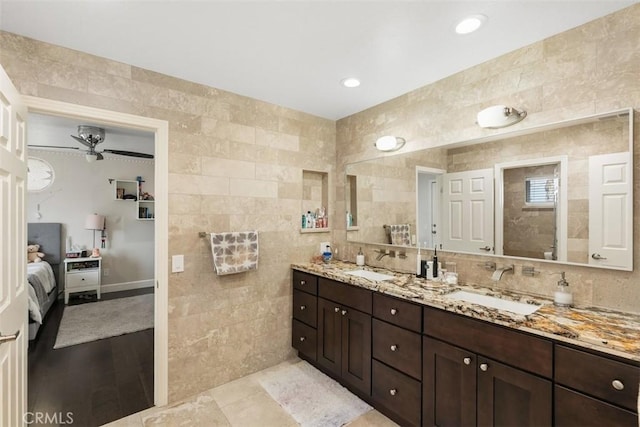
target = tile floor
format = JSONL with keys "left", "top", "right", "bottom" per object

{"left": 105, "top": 358, "right": 399, "bottom": 427}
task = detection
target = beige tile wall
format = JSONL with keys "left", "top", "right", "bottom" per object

{"left": 0, "top": 31, "right": 335, "bottom": 402}
{"left": 335, "top": 4, "right": 640, "bottom": 313}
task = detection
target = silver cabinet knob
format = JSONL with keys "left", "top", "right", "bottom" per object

{"left": 390, "top": 345, "right": 398, "bottom": 352}
{"left": 612, "top": 379, "right": 624, "bottom": 391}
{"left": 341, "top": 309, "right": 348, "bottom": 316}
{"left": 300, "top": 280, "right": 306, "bottom": 285}
{"left": 390, "top": 308, "right": 397, "bottom": 315}
{"left": 300, "top": 305, "right": 306, "bottom": 311}
{"left": 334, "top": 307, "right": 340, "bottom": 313}
{"left": 389, "top": 389, "right": 397, "bottom": 396}
{"left": 463, "top": 357, "right": 471, "bottom": 365}
{"left": 299, "top": 336, "right": 305, "bottom": 342}
{"left": 480, "top": 363, "right": 489, "bottom": 372}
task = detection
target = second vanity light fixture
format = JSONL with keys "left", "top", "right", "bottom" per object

{"left": 476, "top": 105, "right": 527, "bottom": 129}
{"left": 375, "top": 135, "right": 406, "bottom": 152}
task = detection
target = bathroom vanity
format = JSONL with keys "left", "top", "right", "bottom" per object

{"left": 291, "top": 263, "right": 639, "bottom": 427}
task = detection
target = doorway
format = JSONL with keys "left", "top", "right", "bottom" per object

{"left": 24, "top": 97, "right": 169, "bottom": 418}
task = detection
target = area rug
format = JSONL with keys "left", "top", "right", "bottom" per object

{"left": 54, "top": 294, "right": 154, "bottom": 349}
{"left": 258, "top": 360, "right": 372, "bottom": 427}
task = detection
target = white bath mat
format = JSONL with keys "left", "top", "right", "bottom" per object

{"left": 258, "top": 360, "right": 372, "bottom": 427}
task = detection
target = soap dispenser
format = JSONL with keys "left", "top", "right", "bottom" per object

{"left": 356, "top": 247, "right": 365, "bottom": 266}
{"left": 554, "top": 272, "right": 573, "bottom": 307}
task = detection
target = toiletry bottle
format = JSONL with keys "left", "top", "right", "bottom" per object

{"left": 356, "top": 247, "right": 365, "bottom": 266}
{"left": 416, "top": 243, "right": 422, "bottom": 277}
{"left": 432, "top": 245, "right": 438, "bottom": 278}
{"left": 302, "top": 214, "right": 306, "bottom": 229}
{"left": 553, "top": 272, "right": 573, "bottom": 307}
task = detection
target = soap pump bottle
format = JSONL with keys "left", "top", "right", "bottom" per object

{"left": 416, "top": 243, "right": 422, "bottom": 277}
{"left": 356, "top": 247, "right": 365, "bottom": 266}
{"left": 553, "top": 272, "right": 573, "bottom": 307}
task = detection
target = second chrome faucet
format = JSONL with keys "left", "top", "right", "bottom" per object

{"left": 491, "top": 264, "right": 514, "bottom": 281}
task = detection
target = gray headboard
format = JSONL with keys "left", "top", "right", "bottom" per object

{"left": 28, "top": 222, "right": 63, "bottom": 265}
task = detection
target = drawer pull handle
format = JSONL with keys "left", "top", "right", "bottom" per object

{"left": 389, "top": 389, "right": 397, "bottom": 396}
{"left": 480, "top": 363, "right": 489, "bottom": 372}
{"left": 300, "top": 305, "right": 306, "bottom": 311}
{"left": 299, "top": 336, "right": 305, "bottom": 342}
{"left": 612, "top": 379, "right": 624, "bottom": 391}
{"left": 341, "top": 309, "right": 348, "bottom": 316}
{"left": 390, "top": 308, "right": 397, "bottom": 315}
{"left": 390, "top": 345, "right": 398, "bottom": 352}
{"left": 300, "top": 280, "right": 306, "bottom": 285}
{"left": 334, "top": 307, "right": 340, "bottom": 313}
{"left": 463, "top": 357, "right": 471, "bottom": 365}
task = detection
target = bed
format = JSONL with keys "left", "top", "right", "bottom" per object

{"left": 27, "top": 222, "right": 63, "bottom": 340}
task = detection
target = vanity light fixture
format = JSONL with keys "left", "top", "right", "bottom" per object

{"left": 375, "top": 135, "right": 406, "bottom": 152}
{"left": 455, "top": 14, "right": 487, "bottom": 35}
{"left": 476, "top": 105, "right": 527, "bottom": 129}
{"left": 341, "top": 77, "right": 361, "bottom": 88}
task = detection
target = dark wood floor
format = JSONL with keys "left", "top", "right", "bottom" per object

{"left": 28, "top": 288, "right": 154, "bottom": 427}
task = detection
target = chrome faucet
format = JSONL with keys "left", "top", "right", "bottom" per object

{"left": 491, "top": 264, "right": 514, "bottom": 281}
{"left": 375, "top": 249, "right": 394, "bottom": 260}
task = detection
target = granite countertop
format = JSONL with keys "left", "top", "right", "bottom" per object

{"left": 292, "top": 261, "right": 640, "bottom": 363}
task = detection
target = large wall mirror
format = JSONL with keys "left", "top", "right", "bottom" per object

{"left": 346, "top": 108, "right": 633, "bottom": 271}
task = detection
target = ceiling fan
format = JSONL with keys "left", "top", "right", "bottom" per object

{"left": 29, "top": 125, "right": 154, "bottom": 162}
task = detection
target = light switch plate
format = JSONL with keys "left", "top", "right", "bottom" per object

{"left": 172, "top": 254, "right": 185, "bottom": 273}
{"left": 320, "top": 241, "right": 331, "bottom": 254}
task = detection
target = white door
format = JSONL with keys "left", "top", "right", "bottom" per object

{"left": 0, "top": 65, "right": 28, "bottom": 426}
{"left": 441, "top": 169, "right": 494, "bottom": 254}
{"left": 588, "top": 152, "right": 632, "bottom": 270}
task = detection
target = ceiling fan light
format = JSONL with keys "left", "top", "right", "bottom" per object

{"left": 85, "top": 153, "right": 98, "bottom": 163}
{"left": 375, "top": 135, "right": 406, "bottom": 152}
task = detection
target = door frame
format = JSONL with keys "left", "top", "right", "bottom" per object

{"left": 415, "top": 166, "right": 445, "bottom": 249}
{"left": 23, "top": 96, "right": 169, "bottom": 407}
{"left": 494, "top": 155, "right": 568, "bottom": 262}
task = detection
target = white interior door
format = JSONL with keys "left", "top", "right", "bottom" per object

{"left": 441, "top": 169, "right": 494, "bottom": 254}
{"left": 0, "top": 64, "right": 28, "bottom": 426}
{"left": 588, "top": 152, "right": 633, "bottom": 270}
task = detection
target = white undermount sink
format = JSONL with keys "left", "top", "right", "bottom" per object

{"left": 445, "top": 290, "right": 541, "bottom": 316}
{"left": 344, "top": 269, "right": 395, "bottom": 282}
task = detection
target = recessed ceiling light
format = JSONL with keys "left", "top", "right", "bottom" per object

{"left": 455, "top": 14, "right": 487, "bottom": 35}
{"left": 341, "top": 77, "right": 361, "bottom": 88}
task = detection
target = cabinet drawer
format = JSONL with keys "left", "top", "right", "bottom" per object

{"left": 423, "top": 306, "right": 552, "bottom": 378}
{"left": 555, "top": 385, "right": 637, "bottom": 427}
{"left": 372, "top": 360, "right": 421, "bottom": 427}
{"left": 555, "top": 345, "right": 639, "bottom": 411}
{"left": 373, "top": 293, "right": 421, "bottom": 333}
{"left": 293, "top": 270, "right": 318, "bottom": 295}
{"left": 318, "top": 278, "right": 372, "bottom": 314}
{"left": 66, "top": 270, "right": 99, "bottom": 288}
{"left": 373, "top": 319, "right": 421, "bottom": 380}
{"left": 292, "top": 319, "right": 316, "bottom": 361}
{"left": 293, "top": 289, "right": 317, "bottom": 327}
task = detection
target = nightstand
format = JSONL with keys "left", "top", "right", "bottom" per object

{"left": 64, "top": 257, "right": 102, "bottom": 304}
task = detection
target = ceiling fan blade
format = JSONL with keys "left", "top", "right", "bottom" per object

{"left": 96, "top": 152, "right": 104, "bottom": 161}
{"left": 29, "top": 144, "right": 80, "bottom": 150}
{"left": 103, "top": 149, "right": 154, "bottom": 159}
{"left": 70, "top": 134, "right": 93, "bottom": 148}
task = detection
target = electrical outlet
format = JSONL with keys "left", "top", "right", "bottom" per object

{"left": 320, "top": 241, "right": 331, "bottom": 254}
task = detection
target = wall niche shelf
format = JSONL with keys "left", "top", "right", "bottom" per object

{"left": 113, "top": 178, "right": 155, "bottom": 221}
{"left": 301, "top": 169, "right": 329, "bottom": 233}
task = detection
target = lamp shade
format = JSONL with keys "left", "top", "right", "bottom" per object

{"left": 85, "top": 214, "right": 105, "bottom": 231}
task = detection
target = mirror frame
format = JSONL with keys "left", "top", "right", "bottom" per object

{"left": 346, "top": 107, "right": 634, "bottom": 271}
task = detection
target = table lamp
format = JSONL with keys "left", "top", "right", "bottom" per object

{"left": 85, "top": 214, "right": 105, "bottom": 257}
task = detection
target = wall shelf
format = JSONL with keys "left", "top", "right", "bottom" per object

{"left": 113, "top": 178, "right": 155, "bottom": 220}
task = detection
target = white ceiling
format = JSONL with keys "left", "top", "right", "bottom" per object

{"left": 1, "top": 1, "right": 636, "bottom": 122}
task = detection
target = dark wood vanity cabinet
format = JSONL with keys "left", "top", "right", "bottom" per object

{"left": 317, "top": 278, "right": 372, "bottom": 396}
{"left": 291, "top": 271, "right": 318, "bottom": 361}
{"left": 371, "top": 294, "right": 423, "bottom": 426}
{"left": 423, "top": 307, "right": 553, "bottom": 427}
{"left": 554, "top": 345, "right": 639, "bottom": 426}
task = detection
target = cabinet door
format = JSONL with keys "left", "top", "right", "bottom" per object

{"left": 477, "top": 356, "right": 551, "bottom": 427}
{"left": 555, "top": 385, "right": 638, "bottom": 427}
{"left": 317, "top": 297, "right": 342, "bottom": 376}
{"left": 340, "top": 306, "right": 371, "bottom": 396}
{"left": 423, "top": 337, "right": 476, "bottom": 427}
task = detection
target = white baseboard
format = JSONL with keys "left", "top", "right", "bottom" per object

{"left": 101, "top": 279, "right": 154, "bottom": 293}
